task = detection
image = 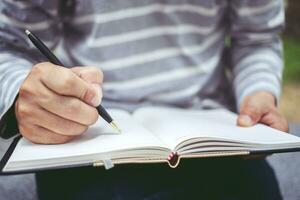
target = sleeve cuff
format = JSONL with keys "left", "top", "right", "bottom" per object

{"left": 0, "top": 66, "right": 31, "bottom": 137}
{"left": 0, "top": 97, "right": 19, "bottom": 138}
{"left": 235, "top": 79, "right": 281, "bottom": 112}
{"left": 0, "top": 68, "right": 31, "bottom": 119}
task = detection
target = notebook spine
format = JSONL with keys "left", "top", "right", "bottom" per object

{"left": 167, "top": 151, "right": 180, "bottom": 168}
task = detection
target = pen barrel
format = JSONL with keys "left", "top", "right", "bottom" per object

{"left": 96, "top": 105, "right": 113, "bottom": 123}
{"left": 26, "top": 30, "right": 115, "bottom": 125}
{"left": 27, "top": 32, "right": 63, "bottom": 66}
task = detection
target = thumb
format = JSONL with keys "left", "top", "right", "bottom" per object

{"left": 71, "top": 66, "right": 103, "bottom": 84}
{"left": 89, "top": 83, "right": 102, "bottom": 107}
{"left": 237, "top": 104, "right": 264, "bottom": 127}
{"left": 71, "top": 66, "right": 103, "bottom": 107}
{"left": 237, "top": 114, "right": 254, "bottom": 127}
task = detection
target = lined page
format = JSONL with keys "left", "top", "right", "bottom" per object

{"left": 8, "top": 109, "right": 165, "bottom": 163}
{"left": 134, "top": 107, "right": 300, "bottom": 150}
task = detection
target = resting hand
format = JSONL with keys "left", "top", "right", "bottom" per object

{"left": 15, "top": 62, "right": 103, "bottom": 144}
{"left": 237, "top": 91, "right": 289, "bottom": 132}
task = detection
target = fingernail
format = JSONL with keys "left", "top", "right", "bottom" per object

{"left": 239, "top": 115, "right": 253, "bottom": 126}
{"left": 91, "top": 83, "right": 102, "bottom": 106}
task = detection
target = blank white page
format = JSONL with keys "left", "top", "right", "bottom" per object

{"left": 134, "top": 107, "right": 300, "bottom": 150}
{"left": 8, "top": 109, "right": 165, "bottom": 163}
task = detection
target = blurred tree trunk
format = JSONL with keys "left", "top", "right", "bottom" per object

{"left": 285, "top": 0, "right": 300, "bottom": 37}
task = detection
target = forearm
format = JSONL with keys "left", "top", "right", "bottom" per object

{"left": 0, "top": 0, "right": 60, "bottom": 135}
{"left": 0, "top": 54, "right": 35, "bottom": 137}
{"left": 232, "top": 39, "right": 283, "bottom": 109}
{"left": 229, "top": 0, "right": 285, "bottom": 109}
{"left": 0, "top": 55, "right": 32, "bottom": 118}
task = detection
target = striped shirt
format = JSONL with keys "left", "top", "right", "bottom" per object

{"left": 0, "top": 0, "right": 284, "bottom": 119}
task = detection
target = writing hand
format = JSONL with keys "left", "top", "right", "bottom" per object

{"left": 15, "top": 62, "right": 103, "bottom": 144}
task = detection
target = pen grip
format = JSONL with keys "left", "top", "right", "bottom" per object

{"left": 96, "top": 105, "right": 113, "bottom": 123}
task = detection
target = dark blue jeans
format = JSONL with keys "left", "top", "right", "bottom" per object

{"left": 36, "top": 157, "right": 282, "bottom": 200}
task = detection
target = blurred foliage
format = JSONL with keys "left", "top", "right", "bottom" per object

{"left": 283, "top": 36, "right": 300, "bottom": 84}
{"left": 277, "top": 1, "right": 299, "bottom": 121}
{"left": 283, "top": 0, "right": 300, "bottom": 84}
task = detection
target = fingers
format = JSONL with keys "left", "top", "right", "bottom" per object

{"left": 237, "top": 92, "right": 275, "bottom": 127}
{"left": 27, "top": 106, "right": 89, "bottom": 136}
{"left": 19, "top": 124, "right": 75, "bottom": 144}
{"left": 71, "top": 66, "right": 103, "bottom": 107}
{"left": 238, "top": 101, "right": 267, "bottom": 127}
{"left": 38, "top": 87, "right": 99, "bottom": 126}
{"left": 16, "top": 62, "right": 103, "bottom": 144}
{"left": 237, "top": 115, "right": 256, "bottom": 127}
{"left": 34, "top": 63, "right": 102, "bottom": 107}
{"left": 71, "top": 66, "right": 103, "bottom": 84}
{"left": 237, "top": 92, "right": 289, "bottom": 133}
{"left": 16, "top": 96, "right": 91, "bottom": 136}
{"left": 19, "top": 76, "right": 99, "bottom": 126}
{"left": 260, "top": 111, "right": 289, "bottom": 132}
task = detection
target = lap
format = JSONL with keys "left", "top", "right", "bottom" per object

{"left": 36, "top": 157, "right": 282, "bottom": 200}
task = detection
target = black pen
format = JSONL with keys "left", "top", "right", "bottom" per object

{"left": 25, "top": 29, "right": 121, "bottom": 133}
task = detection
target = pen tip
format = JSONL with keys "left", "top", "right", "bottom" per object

{"left": 25, "top": 29, "right": 31, "bottom": 35}
{"left": 110, "top": 121, "right": 122, "bottom": 133}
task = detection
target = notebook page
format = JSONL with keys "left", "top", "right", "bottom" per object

{"left": 8, "top": 109, "right": 165, "bottom": 163}
{"left": 133, "top": 107, "right": 300, "bottom": 150}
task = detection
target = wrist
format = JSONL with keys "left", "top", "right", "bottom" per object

{"left": 250, "top": 91, "right": 276, "bottom": 106}
{"left": 239, "top": 91, "right": 277, "bottom": 114}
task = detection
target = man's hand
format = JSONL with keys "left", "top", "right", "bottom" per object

{"left": 237, "top": 91, "right": 289, "bottom": 132}
{"left": 15, "top": 62, "right": 103, "bottom": 144}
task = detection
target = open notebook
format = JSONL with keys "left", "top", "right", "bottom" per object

{"left": 2, "top": 106, "right": 300, "bottom": 174}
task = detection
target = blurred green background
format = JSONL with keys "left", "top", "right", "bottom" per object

{"left": 280, "top": 0, "right": 300, "bottom": 122}
{"left": 283, "top": 37, "right": 300, "bottom": 83}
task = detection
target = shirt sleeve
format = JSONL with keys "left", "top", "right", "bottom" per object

{"left": 229, "top": 0, "right": 285, "bottom": 110}
{"left": 0, "top": 0, "right": 60, "bottom": 135}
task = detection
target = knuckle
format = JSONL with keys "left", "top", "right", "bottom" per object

{"left": 32, "top": 63, "right": 42, "bottom": 73}
{"left": 17, "top": 103, "right": 30, "bottom": 118}
{"left": 19, "top": 82, "right": 30, "bottom": 94}
{"left": 19, "top": 80, "right": 35, "bottom": 98}
{"left": 32, "top": 62, "right": 48, "bottom": 74}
